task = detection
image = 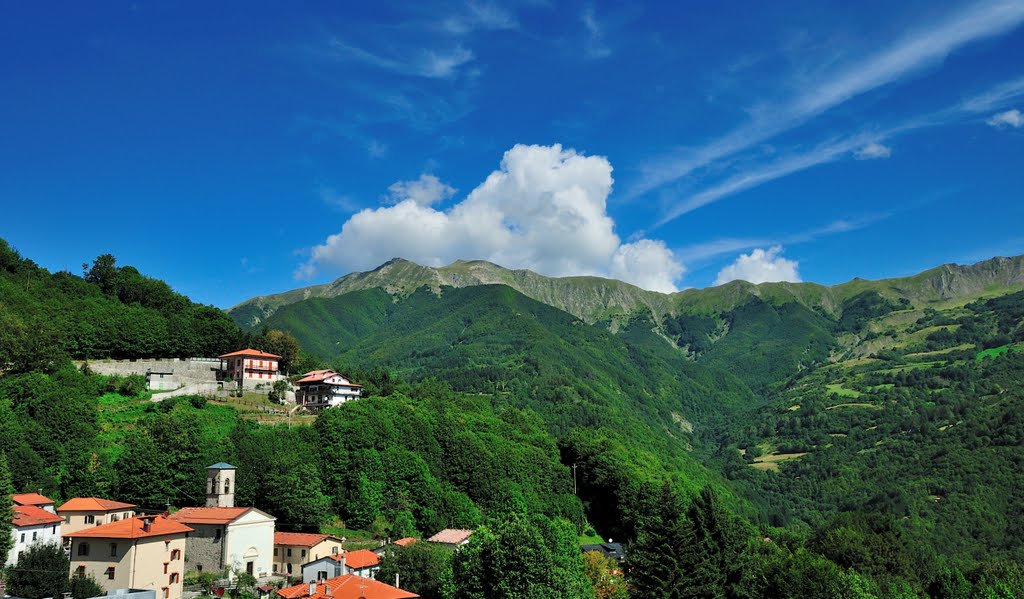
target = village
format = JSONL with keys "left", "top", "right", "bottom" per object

{"left": 3, "top": 349, "right": 626, "bottom": 599}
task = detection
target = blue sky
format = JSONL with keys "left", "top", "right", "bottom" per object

{"left": 2, "top": 1, "right": 1023, "bottom": 307}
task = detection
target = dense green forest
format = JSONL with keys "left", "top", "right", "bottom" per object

{"left": 5, "top": 238, "right": 1024, "bottom": 596}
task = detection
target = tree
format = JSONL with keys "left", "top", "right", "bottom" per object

{"left": 450, "top": 513, "right": 593, "bottom": 599}
{"left": 68, "top": 573, "right": 105, "bottom": 599}
{"left": 0, "top": 452, "right": 14, "bottom": 565}
{"left": 6, "top": 542, "right": 69, "bottom": 599}
{"left": 582, "top": 551, "right": 629, "bottom": 599}
{"left": 255, "top": 330, "right": 300, "bottom": 374}
{"left": 377, "top": 542, "right": 453, "bottom": 599}
{"left": 268, "top": 379, "right": 290, "bottom": 404}
{"left": 83, "top": 254, "right": 118, "bottom": 294}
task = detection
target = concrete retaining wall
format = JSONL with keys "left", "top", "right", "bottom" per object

{"left": 76, "top": 358, "right": 223, "bottom": 382}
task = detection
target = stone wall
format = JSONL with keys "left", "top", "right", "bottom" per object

{"left": 76, "top": 358, "right": 222, "bottom": 383}
{"left": 183, "top": 524, "right": 226, "bottom": 574}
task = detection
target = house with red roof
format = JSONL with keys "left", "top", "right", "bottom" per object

{"left": 58, "top": 497, "right": 138, "bottom": 536}
{"left": 6, "top": 499, "right": 63, "bottom": 566}
{"left": 301, "top": 549, "right": 380, "bottom": 583}
{"left": 66, "top": 515, "right": 193, "bottom": 599}
{"left": 278, "top": 574, "right": 417, "bottom": 599}
{"left": 425, "top": 528, "right": 473, "bottom": 549}
{"left": 219, "top": 349, "right": 282, "bottom": 389}
{"left": 273, "top": 532, "right": 344, "bottom": 577}
{"left": 12, "top": 492, "right": 57, "bottom": 512}
{"left": 294, "top": 370, "right": 362, "bottom": 410}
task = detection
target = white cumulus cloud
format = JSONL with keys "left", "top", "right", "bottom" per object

{"left": 987, "top": 108, "right": 1024, "bottom": 129}
{"left": 300, "top": 144, "right": 685, "bottom": 292}
{"left": 714, "top": 246, "right": 801, "bottom": 286}
{"left": 386, "top": 174, "right": 456, "bottom": 206}
{"left": 610, "top": 240, "right": 685, "bottom": 293}
{"left": 854, "top": 142, "right": 892, "bottom": 160}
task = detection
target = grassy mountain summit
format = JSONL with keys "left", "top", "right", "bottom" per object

{"left": 230, "top": 255, "right": 1024, "bottom": 330}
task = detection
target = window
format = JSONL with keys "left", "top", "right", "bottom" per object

{"left": 65, "top": 516, "right": 70, "bottom": 524}
{"left": 171, "top": 549, "right": 181, "bottom": 561}
{"left": 332, "top": 547, "right": 339, "bottom": 555}
{"left": 273, "top": 548, "right": 278, "bottom": 557}
{"left": 78, "top": 542, "right": 90, "bottom": 556}
{"left": 110, "top": 543, "right": 118, "bottom": 557}
{"left": 163, "top": 563, "right": 168, "bottom": 574}
{"left": 106, "top": 567, "right": 115, "bottom": 580}
{"left": 170, "top": 573, "right": 180, "bottom": 585}
{"left": 301, "top": 549, "right": 306, "bottom": 558}
{"left": 286, "top": 548, "right": 292, "bottom": 557}
{"left": 224, "top": 478, "right": 231, "bottom": 494}
{"left": 32, "top": 532, "right": 37, "bottom": 541}
{"left": 214, "top": 529, "right": 222, "bottom": 541}
{"left": 111, "top": 515, "right": 119, "bottom": 522}
{"left": 163, "top": 588, "right": 169, "bottom": 599}
{"left": 52, "top": 525, "right": 57, "bottom": 534}
{"left": 286, "top": 564, "right": 292, "bottom": 575}
{"left": 85, "top": 515, "right": 95, "bottom": 524}
{"left": 20, "top": 533, "right": 24, "bottom": 543}
{"left": 273, "top": 564, "right": 278, "bottom": 573}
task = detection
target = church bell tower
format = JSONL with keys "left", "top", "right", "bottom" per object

{"left": 206, "top": 462, "right": 236, "bottom": 508}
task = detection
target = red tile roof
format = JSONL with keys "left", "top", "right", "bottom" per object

{"left": 168, "top": 507, "right": 251, "bottom": 525}
{"left": 57, "top": 497, "right": 137, "bottom": 512}
{"left": 274, "top": 532, "right": 336, "bottom": 547}
{"left": 276, "top": 575, "right": 417, "bottom": 599}
{"left": 296, "top": 370, "right": 363, "bottom": 387}
{"left": 12, "top": 493, "right": 55, "bottom": 507}
{"left": 394, "top": 537, "right": 417, "bottom": 547}
{"left": 426, "top": 529, "right": 473, "bottom": 545}
{"left": 339, "top": 549, "right": 379, "bottom": 569}
{"left": 66, "top": 515, "right": 192, "bottom": 539}
{"left": 12, "top": 505, "right": 63, "bottom": 527}
{"left": 218, "top": 349, "right": 282, "bottom": 359}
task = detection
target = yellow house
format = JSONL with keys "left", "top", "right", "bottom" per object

{"left": 67, "top": 515, "right": 193, "bottom": 599}
{"left": 273, "top": 532, "right": 344, "bottom": 577}
{"left": 58, "top": 497, "right": 138, "bottom": 536}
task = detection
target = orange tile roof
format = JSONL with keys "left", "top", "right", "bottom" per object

{"left": 12, "top": 505, "right": 63, "bottom": 527}
{"left": 274, "top": 532, "right": 335, "bottom": 547}
{"left": 168, "top": 506, "right": 251, "bottom": 525}
{"left": 426, "top": 529, "right": 473, "bottom": 545}
{"left": 296, "top": 369, "right": 335, "bottom": 383}
{"left": 218, "top": 348, "right": 282, "bottom": 359}
{"left": 12, "top": 492, "right": 55, "bottom": 506}
{"left": 338, "top": 549, "right": 379, "bottom": 569}
{"left": 57, "top": 497, "right": 137, "bottom": 512}
{"left": 394, "top": 537, "right": 417, "bottom": 547}
{"left": 276, "top": 575, "right": 417, "bottom": 599}
{"left": 67, "top": 515, "right": 193, "bottom": 539}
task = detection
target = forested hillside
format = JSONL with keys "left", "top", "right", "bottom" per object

{"left": 5, "top": 237, "right": 1024, "bottom": 596}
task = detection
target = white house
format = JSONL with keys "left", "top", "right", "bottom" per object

{"left": 301, "top": 550, "right": 380, "bottom": 583}
{"left": 294, "top": 370, "right": 362, "bottom": 410}
{"left": 7, "top": 504, "right": 63, "bottom": 566}
{"left": 168, "top": 463, "right": 275, "bottom": 580}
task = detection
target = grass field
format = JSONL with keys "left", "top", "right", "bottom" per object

{"left": 976, "top": 343, "right": 1024, "bottom": 361}
{"left": 825, "top": 383, "right": 862, "bottom": 398}
{"left": 752, "top": 452, "right": 809, "bottom": 472}
{"left": 826, "top": 402, "right": 882, "bottom": 410}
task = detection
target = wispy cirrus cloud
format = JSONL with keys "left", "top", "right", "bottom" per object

{"left": 987, "top": 108, "right": 1024, "bottom": 129}
{"left": 633, "top": 1, "right": 1024, "bottom": 200}
{"left": 581, "top": 6, "right": 612, "bottom": 59}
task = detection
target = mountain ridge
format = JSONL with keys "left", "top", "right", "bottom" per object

{"left": 229, "top": 255, "right": 1024, "bottom": 330}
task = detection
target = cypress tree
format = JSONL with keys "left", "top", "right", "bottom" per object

{"left": 0, "top": 452, "right": 14, "bottom": 565}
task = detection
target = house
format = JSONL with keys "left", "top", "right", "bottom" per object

{"left": 66, "top": 515, "right": 192, "bottom": 599}
{"left": 425, "top": 529, "right": 473, "bottom": 549}
{"left": 168, "top": 463, "right": 275, "bottom": 580}
{"left": 372, "top": 537, "right": 416, "bottom": 556}
{"left": 273, "top": 532, "right": 344, "bottom": 577}
{"left": 7, "top": 503, "right": 63, "bottom": 566}
{"left": 12, "top": 492, "right": 57, "bottom": 512}
{"left": 301, "top": 550, "right": 380, "bottom": 583}
{"left": 277, "top": 574, "right": 418, "bottom": 599}
{"left": 58, "top": 497, "right": 138, "bottom": 536}
{"left": 219, "top": 349, "right": 282, "bottom": 389}
{"left": 581, "top": 542, "right": 626, "bottom": 563}
{"left": 294, "top": 370, "right": 362, "bottom": 410}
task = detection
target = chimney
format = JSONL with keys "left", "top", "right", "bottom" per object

{"left": 308, "top": 582, "right": 316, "bottom": 597}
{"left": 141, "top": 516, "right": 154, "bottom": 532}
{"left": 395, "top": 573, "right": 400, "bottom": 589}
{"left": 324, "top": 586, "right": 331, "bottom": 595}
